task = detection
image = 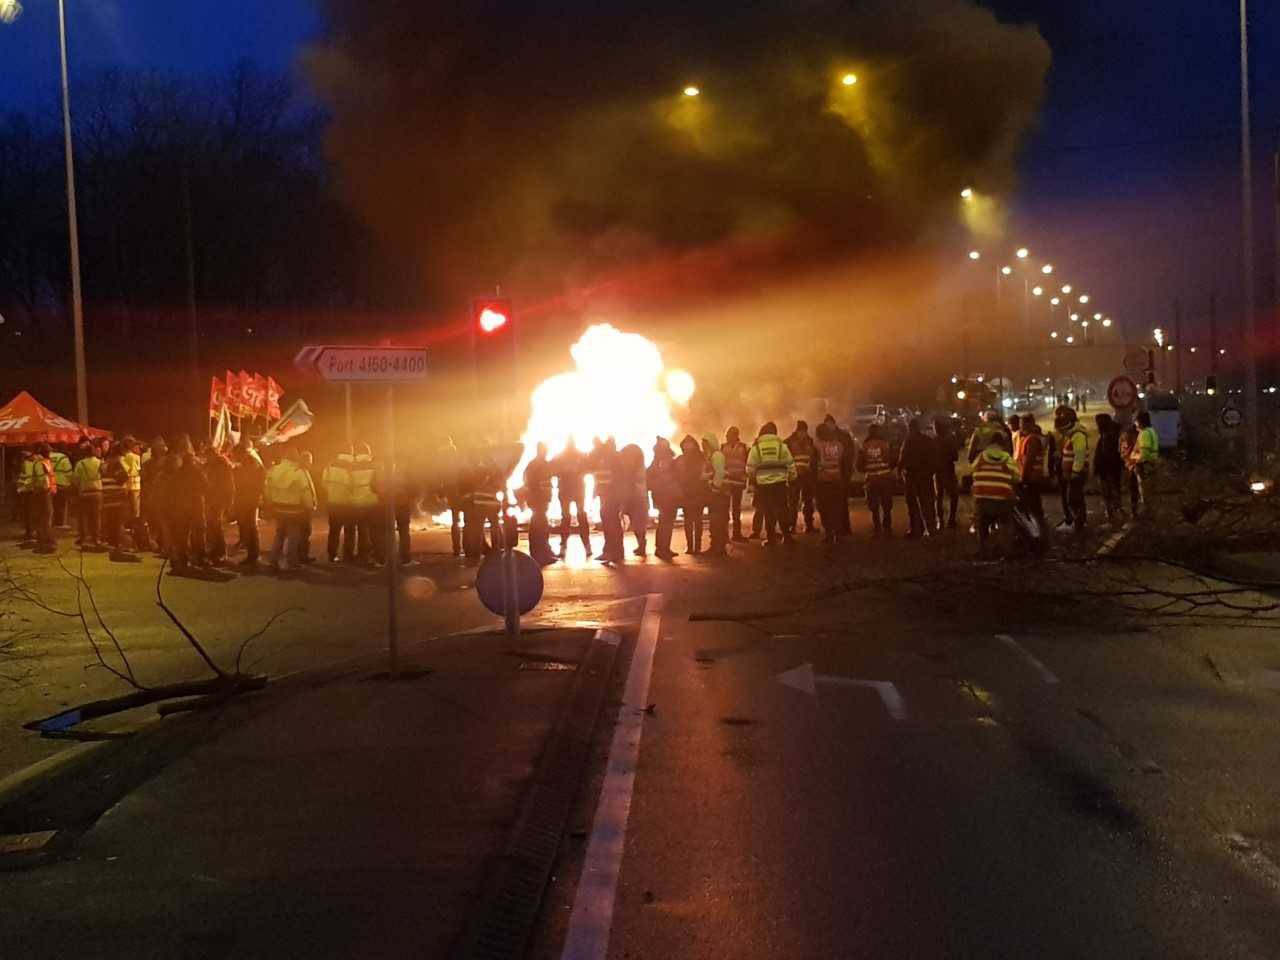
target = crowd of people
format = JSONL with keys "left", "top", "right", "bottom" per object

{"left": 4, "top": 403, "right": 1162, "bottom": 574}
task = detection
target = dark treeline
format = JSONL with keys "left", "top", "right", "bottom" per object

{"left": 0, "top": 62, "right": 378, "bottom": 435}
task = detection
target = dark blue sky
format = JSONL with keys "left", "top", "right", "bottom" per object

{"left": 3, "top": 1, "right": 1278, "bottom": 346}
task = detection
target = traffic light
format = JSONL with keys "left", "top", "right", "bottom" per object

{"left": 471, "top": 296, "right": 517, "bottom": 389}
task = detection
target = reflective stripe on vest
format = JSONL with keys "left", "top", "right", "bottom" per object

{"left": 862, "top": 439, "right": 892, "bottom": 478}
{"left": 266, "top": 462, "right": 311, "bottom": 508}
{"left": 74, "top": 457, "right": 104, "bottom": 492}
{"left": 972, "top": 452, "right": 1017, "bottom": 500}
{"left": 51, "top": 452, "right": 73, "bottom": 487}
{"left": 1060, "top": 426, "right": 1088, "bottom": 475}
{"left": 324, "top": 457, "right": 354, "bottom": 505}
{"left": 722, "top": 442, "right": 748, "bottom": 485}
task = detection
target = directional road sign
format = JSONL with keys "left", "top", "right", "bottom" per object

{"left": 293, "top": 345, "right": 428, "bottom": 382}
{"left": 1107, "top": 375, "right": 1138, "bottom": 411}
{"left": 1221, "top": 402, "right": 1243, "bottom": 429}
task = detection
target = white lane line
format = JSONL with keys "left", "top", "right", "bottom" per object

{"left": 561, "top": 592, "right": 665, "bottom": 960}
{"left": 994, "top": 634, "right": 1060, "bottom": 684}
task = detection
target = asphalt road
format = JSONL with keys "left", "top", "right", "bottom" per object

{"left": 4, "top": 502, "right": 1280, "bottom": 958}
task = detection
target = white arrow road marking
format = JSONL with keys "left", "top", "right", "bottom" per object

{"left": 562, "top": 592, "right": 665, "bottom": 960}
{"left": 994, "top": 634, "right": 1060, "bottom": 684}
{"left": 775, "top": 663, "right": 908, "bottom": 720}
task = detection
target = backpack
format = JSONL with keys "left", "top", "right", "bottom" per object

{"left": 816, "top": 439, "right": 843, "bottom": 482}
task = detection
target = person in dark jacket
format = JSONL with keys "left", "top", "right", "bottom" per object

{"left": 822, "top": 414, "right": 856, "bottom": 535}
{"left": 166, "top": 435, "right": 207, "bottom": 574}
{"left": 199, "top": 441, "right": 236, "bottom": 564}
{"left": 647, "top": 437, "right": 682, "bottom": 560}
{"left": 522, "top": 442, "right": 557, "bottom": 566}
{"left": 897, "top": 418, "right": 938, "bottom": 537}
{"left": 100, "top": 443, "right": 133, "bottom": 558}
{"left": 231, "top": 441, "right": 265, "bottom": 566}
{"left": 618, "top": 443, "right": 649, "bottom": 558}
{"left": 676, "top": 434, "right": 706, "bottom": 555}
{"left": 551, "top": 444, "right": 591, "bottom": 558}
{"left": 1094, "top": 413, "right": 1124, "bottom": 526}
{"left": 933, "top": 419, "right": 961, "bottom": 530}
{"left": 141, "top": 437, "right": 168, "bottom": 555}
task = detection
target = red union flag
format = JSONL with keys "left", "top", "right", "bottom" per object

{"left": 266, "top": 377, "right": 283, "bottom": 420}
{"left": 225, "top": 370, "right": 243, "bottom": 414}
{"left": 238, "top": 370, "right": 255, "bottom": 417}
{"left": 209, "top": 376, "right": 226, "bottom": 418}
{"left": 252, "top": 373, "right": 269, "bottom": 416}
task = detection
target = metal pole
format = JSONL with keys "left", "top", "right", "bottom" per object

{"left": 1210, "top": 292, "right": 1219, "bottom": 378}
{"left": 344, "top": 383, "right": 353, "bottom": 447}
{"left": 1241, "top": 0, "right": 1259, "bottom": 465}
{"left": 57, "top": 0, "right": 87, "bottom": 427}
{"left": 1174, "top": 299, "right": 1183, "bottom": 395}
{"left": 385, "top": 384, "right": 399, "bottom": 678}
{"left": 501, "top": 495, "right": 520, "bottom": 641}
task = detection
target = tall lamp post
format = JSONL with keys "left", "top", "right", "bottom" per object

{"left": 1241, "top": 0, "right": 1258, "bottom": 466}
{"left": 57, "top": 0, "right": 88, "bottom": 426}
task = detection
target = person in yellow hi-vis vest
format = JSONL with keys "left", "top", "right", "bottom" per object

{"left": 1129, "top": 410, "right": 1160, "bottom": 518}
{"left": 971, "top": 434, "right": 1022, "bottom": 559}
{"left": 264, "top": 444, "right": 317, "bottom": 574}
{"left": 1054, "top": 405, "right": 1090, "bottom": 534}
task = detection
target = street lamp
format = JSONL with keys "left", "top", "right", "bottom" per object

{"left": 1032, "top": 285, "right": 1043, "bottom": 296}
{"left": 961, "top": 187, "right": 974, "bottom": 199}
{"left": 1050, "top": 297, "right": 1060, "bottom": 306}
{"left": 968, "top": 250, "right": 981, "bottom": 260}
{"left": 683, "top": 85, "right": 700, "bottom": 97}
{"left": 1001, "top": 265, "right": 1013, "bottom": 276}
{"left": 1066, "top": 335, "right": 1075, "bottom": 344}
{"left": 1079, "top": 294, "right": 1090, "bottom": 304}
{"left": 1041, "top": 263, "right": 1054, "bottom": 275}
{"left": 1061, "top": 284, "right": 1072, "bottom": 295}
{"left": 1016, "top": 247, "right": 1029, "bottom": 259}
{"left": 1102, "top": 317, "right": 1112, "bottom": 328}
{"left": 842, "top": 73, "right": 858, "bottom": 86}
{"left": 1050, "top": 331, "right": 1059, "bottom": 339}
{"left": 1070, "top": 312, "right": 1079, "bottom": 321}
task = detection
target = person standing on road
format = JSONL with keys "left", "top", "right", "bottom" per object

{"left": 1055, "top": 406, "right": 1089, "bottom": 534}
{"left": 434, "top": 436, "right": 465, "bottom": 557}
{"left": 264, "top": 443, "right": 316, "bottom": 575}
{"left": 932, "top": 418, "right": 961, "bottom": 531}
{"left": 721, "top": 426, "right": 749, "bottom": 542}
{"left": 71, "top": 440, "right": 103, "bottom": 548}
{"left": 823, "top": 414, "right": 856, "bottom": 536}
{"left": 898, "top": 418, "right": 938, "bottom": 538}
{"left": 618, "top": 443, "right": 650, "bottom": 559}
{"left": 701, "top": 433, "right": 729, "bottom": 557}
{"left": 120, "top": 438, "right": 150, "bottom": 551}
{"left": 1016, "top": 414, "right": 1047, "bottom": 532}
{"left": 971, "top": 432, "right": 1022, "bottom": 560}
{"left": 49, "top": 446, "right": 72, "bottom": 529}
{"left": 747, "top": 421, "right": 795, "bottom": 546}
{"left": 677, "top": 434, "right": 707, "bottom": 555}
{"left": 349, "top": 443, "right": 380, "bottom": 563}
{"left": 1118, "top": 421, "right": 1141, "bottom": 517}
{"left": 322, "top": 445, "right": 356, "bottom": 563}
{"left": 784, "top": 420, "right": 816, "bottom": 535}
{"left": 140, "top": 437, "right": 168, "bottom": 555}
{"left": 1093, "top": 413, "right": 1124, "bottom": 527}
{"left": 25, "top": 444, "right": 57, "bottom": 552}
{"left": 166, "top": 436, "right": 208, "bottom": 574}
{"left": 1130, "top": 410, "right": 1160, "bottom": 518}
{"left": 813, "top": 422, "right": 847, "bottom": 544}
{"left": 231, "top": 442, "right": 265, "bottom": 568}
{"left": 200, "top": 440, "right": 235, "bottom": 565}
{"left": 967, "top": 410, "right": 1010, "bottom": 463}
{"left": 522, "top": 442, "right": 558, "bottom": 565}
{"left": 647, "top": 437, "right": 681, "bottom": 560}
{"left": 552, "top": 443, "right": 591, "bottom": 558}
{"left": 857, "top": 423, "right": 895, "bottom": 538}
{"left": 590, "top": 437, "right": 624, "bottom": 563}
{"left": 100, "top": 443, "right": 133, "bottom": 558}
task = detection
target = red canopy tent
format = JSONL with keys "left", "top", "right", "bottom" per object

{"left": 0, "top": 392, "right": 111, "bottom": 504}
{"left": 0, "top": 391, "right": 111, "bottom": 445}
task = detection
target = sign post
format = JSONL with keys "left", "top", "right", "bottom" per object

{"left": 294, "top": 344, "right": 429, "bottom": 678}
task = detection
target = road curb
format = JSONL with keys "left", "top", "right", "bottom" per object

{"left": 452, "top": 627, "right": 623, "bottom": 960}
{"left": 0, "top": 716, "right": 159, "bottom": 810}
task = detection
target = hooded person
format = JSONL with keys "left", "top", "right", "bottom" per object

{"left": 647, "top": 437, "right": 681, "bottom": 560}
{"left": 746, "top": 421, "right": 796, "bottom": 546}
{"left": 590, "top": 437, "right": 624, "bottom": 562}
{"left": 522, "top": 441, "right": 558, "bottom": 565}
{"left": 618, "top": 443, "right": 649, "bottom": 559}
{"left": 897, "top": 418, "right": 938, "bottom": 537}
{"left": 822, "top": 414, "right": 856, "bottom": 534}
{"left": 700, "top": 432, "right": 729, "bottom": 556}
{"left": 856, "top": 422, "right": 895, "bottom": 537}
{"left": 721, "top": 426, "right": 749, "bottom": 541}
{"left": 1093, "top": 412, "right": 1124, "bottom": 526}
{"left": 676, "top": 434, "right": 707, "bottom": 555}
{"left": 813, "top": 421, "right": 848, "bottom": 545}
{"left": 140, "top": 436, "right": 169, "bottom": 554}
{"left": 784, "top": 420, "right": 816, "bottom": 535}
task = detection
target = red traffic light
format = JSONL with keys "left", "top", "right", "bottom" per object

{"left": 472, "top": 298, "right": 513, "bottom": 335}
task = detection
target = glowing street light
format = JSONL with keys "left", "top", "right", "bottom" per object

{"left": 1102, "top": 317, "right": 1112, "bottom": 328}
{"left": 1078, "top": 294, "right": 1090, "bottom": 304}
{"left": 1189, "top": 345, "right": 1197, "bottom": 352}
{"left": 1041, "top": 263, "right": 1054, "bottom": 275}
{"left": 683, "top": 85, "right": 700, "bottom": 97}
{"left": 968, "top": 250, "right": 981, "bottom": 260}
{"left": 1153, "top": 327, "right": 1165, "bottom": 346}
{"left": 1093, "top": 313, "right": 1102, "bottom": 320}
{"left": 1015, "top": 247, "right": 1029, "bottom": 259}
{"left": 1065, "top": 335, "right": 1075, "bottom": 344}
{"left": 1070, "top": 312, "right": 1080, "bottom": 321}
{"left": 842, "top": 73, "right": 858, "bottom": 86}
{"left": 956, "top": 389, "right": 967, "bottom": 400}
{"left": 1050, "top": 331, "right": 1059, "bottom": 339}
{"left": 1000, "top": 265, "right": 1013, "bottom": 276}
{"left": 1032, "top": 286, "right": 1043, "bottom": 296}
{"left": 1061, "top": 284, "right": 1072, "bottom": 294}
{"left": 1050, "top": 297, "right": 1061, "bottom": 306}
{"left": 960, "top": 187, "right": 974, "bottom": 199}
{"left": 1081, "top": 320, "right": 1090, "bottom": 328}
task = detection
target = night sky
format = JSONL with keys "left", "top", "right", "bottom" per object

{"left": 3, "top": 1, "right": 1279, "bottom": 347}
